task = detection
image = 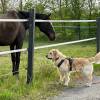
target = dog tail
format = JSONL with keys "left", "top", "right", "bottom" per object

{"left": 88, "top": 57, "right": 95, "bottom": 63}
{"left": 94, "top": 52, "right": 100, "bottom": 64}
{"left": 88, "top": 52, "right": 100, "bottom": 64}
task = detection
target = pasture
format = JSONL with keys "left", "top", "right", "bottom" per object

{"left": 0, "top": 40, "right": 100, "bottom": 100}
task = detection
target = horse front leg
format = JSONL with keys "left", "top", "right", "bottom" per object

{"left": 15, "top": 51, "right": 20, "bottom": 75}
{"left": 15, "top": 42, "right": 23, "bottom": 76}
{"left": 10, "top": 45, "right": 16, "bottom": 75}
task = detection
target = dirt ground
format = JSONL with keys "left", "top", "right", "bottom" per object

{"left": 50, "top": 76, "right": 100, "bottom": 100}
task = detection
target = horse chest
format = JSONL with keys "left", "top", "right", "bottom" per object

{"left": 0, "top": 22, "right": 21, "bottom": 45}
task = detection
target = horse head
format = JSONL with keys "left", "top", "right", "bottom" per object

{"left": 17, "top": 11, "right": 55, "bottom": 41}
{"left": 36, "top": 13, "right": 55, "bottom": 41}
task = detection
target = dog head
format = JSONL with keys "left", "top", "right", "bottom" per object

{"left": 46, "top": 49, "right": 66, "bottom": 61}
{"left": 46, "top": 49, "right": 60, "bottom": 61}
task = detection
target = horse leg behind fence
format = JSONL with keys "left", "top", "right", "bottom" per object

{"left": 15, "top": 40, "right": 23, "bottom": 76}
{"left": 10, "top": 42, "right": 23, "bottom": 76}
{"left": 10, "top": 44, "right": 23, "bottom": 76}
{"left": 10, "top": 26, "right": 25, "bottom": 76}
{"left": 10, "top": 44, "right": 16, "bottom": 75}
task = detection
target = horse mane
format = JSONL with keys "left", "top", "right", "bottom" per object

{"left": 6, "top": 10, "right": 18, "bottom": 18}
{"left": 36, "top": 13, "right": 50, "bottom": 19}
{"left": 18, "top": 11, "right": 50, "bottom": 20}
{"left": 0, "top": 10, "right": 50, "bottom": 20}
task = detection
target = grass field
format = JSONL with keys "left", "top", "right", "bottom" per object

{"left": 0, "top": 40, "right": 100, "bottom": 100}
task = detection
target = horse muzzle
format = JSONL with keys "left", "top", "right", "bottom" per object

{"left": 49, "top": 33, "right": 55, "bottom": 41}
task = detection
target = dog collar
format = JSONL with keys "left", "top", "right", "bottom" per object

{"left": 57, "top": 59, "right": 65, "bottom": 68}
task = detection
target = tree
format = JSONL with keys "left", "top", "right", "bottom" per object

{"left": 23, "top": 0, "right": 34, "bottom": 11}
{"left": 0, "top": 0, "right": 8, "bottom": 13}
{"left": 68, "top": 0, "right": 86, "bottom": 39}
{"left": 87, "top": 0, "right": 96, "bottom": 36}
{"left": 19, "top": 0, "right": 23, "bottom": 10}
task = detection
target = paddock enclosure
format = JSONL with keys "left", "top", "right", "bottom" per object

{"left": 0, "top": 9, "right": 100, "bottom": 84}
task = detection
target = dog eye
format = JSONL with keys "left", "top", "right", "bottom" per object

{"left": 50, "top": 52, "right": 52, "bottom": 55}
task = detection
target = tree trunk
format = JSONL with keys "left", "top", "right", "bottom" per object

{"left": 59, "top": 0, "right": 66, "bottom": 37}
{"left": 1, "top": 0, "right": 6, "bottom": 13}
{"left": 88, "top": 0, "right": 92, "bottom": 37}
{"left": 71, "top": 0, "right": 81, "bottom": 40}
{"left": 20, "top": 0, "right": 23, "bottom": 10}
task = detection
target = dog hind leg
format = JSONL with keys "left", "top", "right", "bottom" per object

{"left": 86, "top": 74, "right": 93, "bottom": 87}
{"left": 64, "top": 73, "right": 70, "bottom": 86}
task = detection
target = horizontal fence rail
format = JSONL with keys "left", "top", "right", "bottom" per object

{"left": 35, "top": 20, "right": 96, "bottom": 23}
{"left": 0, "top": 38, "right": 96, "bottom": 55}
{"left": 0, "top": 19, "right": 96, "bottom": 23}
{"left": 54, "top": 26, "right": 97, "bottom": 29}
{"left": 0, "top": 19, "right": 28, "bottom": 22}
{"left": 0, "top": 48, "right": 27, "bottom": 55}
{"left": 35, "top": 38, "right": 96, "bottom": 49}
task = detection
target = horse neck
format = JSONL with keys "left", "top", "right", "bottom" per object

{"left": 35, "top": 13, "right": 42, "bottom": 19}
{"left": 35, "top": 13, "right": 43, "bottom": 26}
{"left": 24, "top": 13, "right": 44, "bottom": 29}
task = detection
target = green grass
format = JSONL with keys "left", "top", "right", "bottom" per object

{"left": 0, "top": 40, "right": 100, "bottom": 100}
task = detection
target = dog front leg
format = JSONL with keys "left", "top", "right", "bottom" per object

{"left": 60, "top": 74, "right": 63, "bottom": 82}
{"left": 64, "top": 73, "right": 70, "bottom": 86}
{"left": 86, "top": 74, "right": 93, "bottom": 87}
{"left": 59, "top": 72, "right": 64, "bottom": 84}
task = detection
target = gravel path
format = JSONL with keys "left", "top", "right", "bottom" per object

{"left": 51, "top": 76, "right": 100, "bottom": 100}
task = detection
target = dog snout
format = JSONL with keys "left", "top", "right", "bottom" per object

{"left": 46, "top": 55, "right": 48, "bottom": 58}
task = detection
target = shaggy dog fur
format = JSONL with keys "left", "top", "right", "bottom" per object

{"left": 46, "top": 49, "right": 93, "bottom": 87}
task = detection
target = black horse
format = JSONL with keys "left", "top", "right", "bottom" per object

{"left": 0, "top": 10, "right": 55, "bottom": 75}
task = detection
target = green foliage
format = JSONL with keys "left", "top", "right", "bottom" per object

{"left": 23, "top": 0, "right": 34, "bottom": 11}
{"left": 32, "top": 0, "right": 99, "bottom": 40}
{"left": 0, "top": 91, "right": 14, "bottom": 100}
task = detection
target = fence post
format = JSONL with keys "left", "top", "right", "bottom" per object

{"left": 27, "top": 9, "right": 35, "bottom": 84}
{"left": 77, "top": 25, "right": 81, "bottom": 40}
{"left": 96, "top": 18, "right": 100, "bottom": 53}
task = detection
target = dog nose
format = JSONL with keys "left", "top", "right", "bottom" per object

{"left": 46, "top": 55, "right": 48, "bottom": 58}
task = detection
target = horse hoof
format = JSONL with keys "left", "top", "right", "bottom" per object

{"left": 13, "top": 73, "right": 19, "bottom": 80}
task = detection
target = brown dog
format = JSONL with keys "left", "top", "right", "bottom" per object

{"left": 46, "top": 49, "right": 93, "bottom": 87}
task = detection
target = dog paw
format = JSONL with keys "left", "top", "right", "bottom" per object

{"left": 64, "top": 83, "right": 69, "bottom": 86}
{"left": 86, "top": 83, "right": 92, "bottom": 87}
{"left": 59, "top": 81, "right": 65, "bottom": 85}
